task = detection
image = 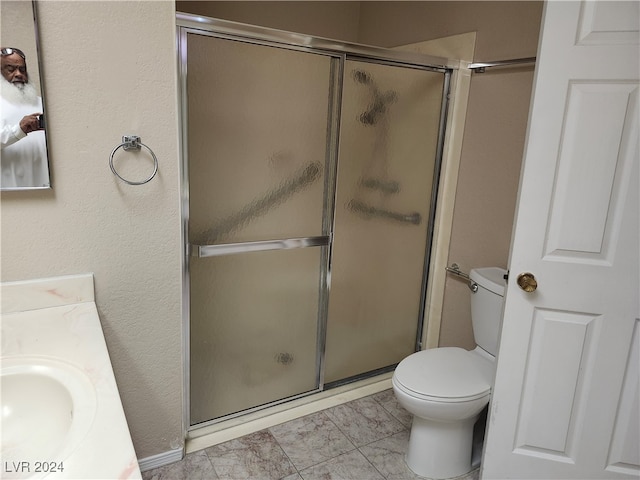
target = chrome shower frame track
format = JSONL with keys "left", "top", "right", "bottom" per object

{"left": 177, "top": 13, "right": 455, "bottom": 432}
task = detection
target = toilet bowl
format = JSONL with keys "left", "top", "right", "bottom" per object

{"left": 392, "top": 267, "right": 506, "bottom": 479}
{"left": 393, "top": 347, "right": 494, "bottom": 479}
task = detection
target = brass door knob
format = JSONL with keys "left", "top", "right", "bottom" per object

{"left": 517, "top": 272, "right": 537, "bottom": 292}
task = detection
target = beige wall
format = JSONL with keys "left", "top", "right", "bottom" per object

{"left": 0, "top": 0, "right": 542, "bottom": 463}
{"left": 357, "top": 1, "right": 542, "bottom": 59}
{"left": 177, "top": 1, "right": 362, "bottom": 42}
{"left": 1, "top": 1, "right": 182, "bottom": 460}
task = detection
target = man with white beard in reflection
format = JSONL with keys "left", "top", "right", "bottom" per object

{"left": 1, "top": 47, "right": 48, "bottom": 188}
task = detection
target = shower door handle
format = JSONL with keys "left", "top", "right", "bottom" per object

{"left": 190, "top": 236, "right": 330, "bottom": 258}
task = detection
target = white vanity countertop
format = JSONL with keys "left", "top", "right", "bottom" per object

{"left": 1, "top": 274, "right": 142, "bottom": 479}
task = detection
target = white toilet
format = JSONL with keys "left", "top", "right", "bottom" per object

{"left": 392, "top": 267, "right": 507, "bottom": 479}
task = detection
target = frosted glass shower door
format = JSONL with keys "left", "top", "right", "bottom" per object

{"left": 324, "top": 60, "right": 446, "bottom": 384}
{"left": 187, "top": 33, "right": 336, "bottom": 424}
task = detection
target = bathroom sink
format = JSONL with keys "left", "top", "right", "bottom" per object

{"left": 1, "top": 357, "right": 97, "bottom": 478}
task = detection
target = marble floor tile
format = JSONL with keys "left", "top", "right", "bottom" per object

{"left": 146, "top": 390, "right": 486, "bottom": 480}
{"left": 359, "top": 430, "right": 421, "bottom": 480}
{"left": 361, "top": 429, "right": 481, "bottom": 480}
{"left": 269, "top": 411, "right": 356, "bottom": 470}
{"left": 457, "top": 468, "right": 480, "bottom": 480}
{"left": 282, "top": 474, "right": 304, "bottom": 480}
{"left": 420, "top": 467, "right": 480, "bottom": 480}
{"left": 325, "top": 395, "right": 406, "bottom": 447}
{"left": 371, "top": 389, "right": 413, "bottom": 428}
{"left": 141, "top": 451, "right": 218, "bottom": 480}
{"left": 204, "top": 429, "right": 297, "bottom": 480}
{"left": 298, "top": 449, "right": 385, "bottom": 480}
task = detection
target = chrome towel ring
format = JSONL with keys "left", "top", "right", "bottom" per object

{"left": 109, "top": 135, "right": 158, "bottom": 185}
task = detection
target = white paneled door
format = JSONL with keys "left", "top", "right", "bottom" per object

{"left": 482, "top": 1, "right": 639, "bottom": 479}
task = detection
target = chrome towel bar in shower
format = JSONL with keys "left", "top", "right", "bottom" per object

{"left": 445, "top": 263, "right": 478, "bottom": 292}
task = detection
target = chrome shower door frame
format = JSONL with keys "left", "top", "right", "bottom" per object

{"left": 177, "top": 13, "right": 454, "bottom": 432}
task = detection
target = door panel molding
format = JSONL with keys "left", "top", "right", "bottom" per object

{"left": 514, "top": 309, "right": 602, "bottom": 460}
{"left": 544, "top": 81, "right": 639, "bottom": 263}
{"left": 606, "top": 318, "right": 640, "bottom": 475}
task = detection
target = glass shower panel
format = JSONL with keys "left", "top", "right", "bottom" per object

{"left": 324, "top": 60, "right": 445, "bottom": 384}
{"left": 187, "top": 33, "right": 335, "bottom": 424}
{"left": 190, "top": 248, "right": 322, "bottom": 423}
{"left": 187, "top": 33, "right": 332, "bottom": 245}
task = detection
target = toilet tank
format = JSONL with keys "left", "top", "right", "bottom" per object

{"left": 469, "top": 267, "right": 507, "bottom": 357}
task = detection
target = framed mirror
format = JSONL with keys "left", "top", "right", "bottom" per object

{"left": 1, "top": 0, "right": 50, "bottom": 190}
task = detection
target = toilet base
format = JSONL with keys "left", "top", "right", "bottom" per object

{"left": 405, "top": 415, "right": 477, "bottom": 479}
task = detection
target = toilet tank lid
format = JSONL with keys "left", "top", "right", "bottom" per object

{"left": 469, "top": 267, "right": 507, "bottom": 296}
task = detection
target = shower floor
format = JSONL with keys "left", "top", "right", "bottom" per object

{"left": 142, "top": 389, "right": 480, "bottom": 480}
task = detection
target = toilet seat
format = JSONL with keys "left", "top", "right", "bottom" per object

{"left": 393, "top": 347, "right": 491, "bottom": 403}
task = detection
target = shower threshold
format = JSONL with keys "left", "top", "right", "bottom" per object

{"left": 186, "top": 372, "right": 393, "bottom": 454}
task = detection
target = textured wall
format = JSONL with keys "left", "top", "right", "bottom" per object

{"left": 358, "top": 1, "right": 542, "bottom": 58}
{"left": 176, "top": 1, "right": 362, "bottom": 42}
{"left": 0, "top": 1, "right": 182, "bottom": 460}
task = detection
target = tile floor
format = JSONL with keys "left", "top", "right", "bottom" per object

{"left": 142, "top": 389, "right": 480, "bottom": 480}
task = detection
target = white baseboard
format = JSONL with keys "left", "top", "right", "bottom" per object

{"left": 137, "top": 447, "right": 184, "bottom": 472}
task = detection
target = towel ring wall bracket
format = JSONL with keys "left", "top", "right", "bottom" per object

{"left": 109, "top": 135, "right": 158, "bottom": 185}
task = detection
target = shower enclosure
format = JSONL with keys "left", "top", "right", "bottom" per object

{"left": 177, "top": 15, "right": 452, "bottom": 428}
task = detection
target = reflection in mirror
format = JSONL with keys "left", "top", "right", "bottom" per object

{"left": 1, "top": 1, "right": 50, "bottom": 190}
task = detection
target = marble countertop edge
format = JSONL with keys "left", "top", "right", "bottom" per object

{"left": 1, "top": 273, "right": 95, "bottom": 314}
